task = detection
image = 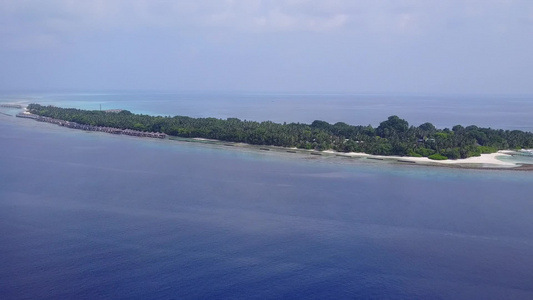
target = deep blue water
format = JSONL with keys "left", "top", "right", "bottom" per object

{"left": 1, "top": 93, "right": 533, "bottom": 299}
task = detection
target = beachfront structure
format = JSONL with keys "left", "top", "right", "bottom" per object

{"left": 16, "top": 113, "right": 167, "bottom": 139}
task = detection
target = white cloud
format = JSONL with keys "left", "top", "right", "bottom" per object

{"left": 249, "top": 10, "right": 348, "bottom": 32}
{"left": 1, "top": 0, "right": 532, "bottom": 95}
{"left": 2, "top": 0, "right": 531, "bottom": 38}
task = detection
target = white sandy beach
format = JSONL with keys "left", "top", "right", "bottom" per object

{"left": 192, "top": 137, "right": 219, "bottom": 142}
{"left": 323, "top": 150, "right": 518, "bottom": 168}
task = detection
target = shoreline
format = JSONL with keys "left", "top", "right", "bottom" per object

{"left": 181, "top": 136, "right": 531, "bottom": 171}
{"left": 4, "top": 105, "right": 532, "bottom": 171}
{"left": 15, "top": 111, "right": 167, "bottom": 139}
{"left": 322, "top": 150, "right": 518, "bottom": 168}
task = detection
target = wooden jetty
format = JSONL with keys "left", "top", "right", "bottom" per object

{"left": 0, "top": 104, "right": 23, "bottom": 109}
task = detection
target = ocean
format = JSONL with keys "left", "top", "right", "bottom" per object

{"left": 1, "top": 92, "right": 533, "bottom": 299}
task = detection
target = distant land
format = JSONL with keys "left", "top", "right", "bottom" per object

{"left": 23, "top": 104, "right": 533, "bottom": 163}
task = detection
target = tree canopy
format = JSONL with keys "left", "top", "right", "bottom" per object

{"left": 27, "top": 104, "right": 533, "bottom": 159}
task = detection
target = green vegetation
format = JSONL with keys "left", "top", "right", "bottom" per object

{"left": 27, "top": 104, "right": 533, "bottom": 159}
{"left": 428, "top": 154, "right": 448, "bottom": 160}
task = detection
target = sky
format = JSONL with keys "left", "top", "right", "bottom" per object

{"left": 0, "top": 0, "right": 532, "bottom": 95}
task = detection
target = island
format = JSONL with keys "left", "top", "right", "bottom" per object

{"left": 19, "top": 104, "right": 533, "bottom": 164}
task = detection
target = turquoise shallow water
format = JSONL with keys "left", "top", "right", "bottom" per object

{"left": 1, "top": 93, "right": 533, "bottom": 299}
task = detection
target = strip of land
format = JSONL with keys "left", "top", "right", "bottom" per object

{"left": 6, "top": 104, "right": 533, "bottom": 170}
